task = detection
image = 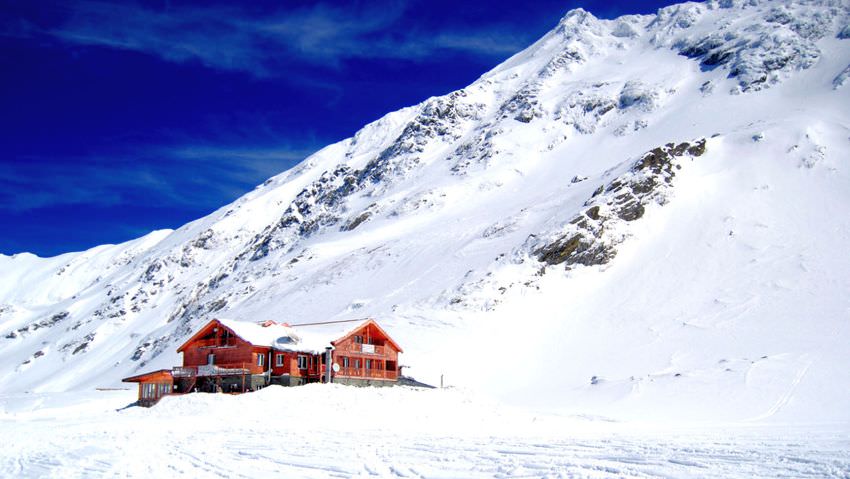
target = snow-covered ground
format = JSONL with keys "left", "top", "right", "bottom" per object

{"left": 2, "top": 386, "right": 848, "bottom": 478}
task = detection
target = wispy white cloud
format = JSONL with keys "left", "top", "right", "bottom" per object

{"left": 29, "top": 1, "right": 530, "bottom": 76}
{"left": 0, "top": 143, "right": 318, "bottom": 212}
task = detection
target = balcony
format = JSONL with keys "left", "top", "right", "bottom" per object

{"left": 172, "top": 366, "right": 196, "bottom": 378}
{"left": 336, "top": 367, "right": 398, "bottom": 380}
{"left": 173, "top": 363, "right": 259, "bottom": 377}
{"left": 335, "top": 342, "right": 386, "bottom": 355}
{"left": 192, "top": 338, "right": 237, "bottom": 349}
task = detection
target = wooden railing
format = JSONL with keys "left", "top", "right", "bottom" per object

{"left": 193, "top": 339, "right": 237, "bottom": 349}
{"left": 173, "top": 363, "right": 259, "bottom": 377}
{"left": 336, "top": 367, "right": 398, "bottom": 380}
{"left": 334, "top": 343, "right": 386, "bottom": 355}
{"left": 172, "top": 366, "right": 196, "bottom": 377}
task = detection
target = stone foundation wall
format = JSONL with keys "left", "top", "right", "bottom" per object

{"left": 332, "top": 377, "right": 396, "bottom": 387}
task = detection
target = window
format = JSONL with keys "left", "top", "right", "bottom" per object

{"left": 276, "top": 354, "right": 284, "bottom": 367}
{"left": 354, "top": 359, "right": 360, "bottom": 369}
{"left": 354, "top": 335, "right": 363, "bottom": 344}
{"left": 365, "top": 359, "right": 372, "bottom": 370}
{"left": 342, "top": 357, "right": 349, "bottom": 368}
{"left": 297, "top": 355, "right": 308, "bottom": 369}
{"left": 207, "top": 353, "right": 215, "bottom": 365}
{"left": 142, "top": 382, "right": 167, "bottom": 399}
{"left": 257, "top": 354, "right": 264, "bottom": 367}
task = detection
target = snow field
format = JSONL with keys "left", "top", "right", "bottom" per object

{"left": 1, "top": 386, "right": 848, "bottom": 478}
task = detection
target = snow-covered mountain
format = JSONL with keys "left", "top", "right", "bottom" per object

{"left": 2, "top": 0, "right": 849, "bottom": 424}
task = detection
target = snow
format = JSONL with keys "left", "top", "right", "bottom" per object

{"left": 2, "top": 0, "right": 850, "bottom": 475}
{"left": 215, "top": 318, "right": 301, "bottom": 349}
{"left": 214, "top": 318, "right": 381, "bottom": 354}
{"left": 0, "top": 386, "right": 848, "bottom": 478}
{"left": 295, "top": 319, "right": 379, "bottom": 353}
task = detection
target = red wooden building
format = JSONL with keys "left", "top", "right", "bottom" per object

{"left": 123, "top": 318, "right": 403, "bottom": 405}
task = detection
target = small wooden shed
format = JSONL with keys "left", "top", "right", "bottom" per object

{"left": 122, "top": 369, "right": 174, "bottom": 407}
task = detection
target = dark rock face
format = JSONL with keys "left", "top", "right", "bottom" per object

{"left": 244, "top": 91, "right": 483, "bottom": 263}
{"left": 535, "top": 139, "right": 706, "bottom": 268}
{"left": 191, "top": 229, "right": 215, "bottom": 250}
{"left": 535, "top": 232, "right": 614, "bottom": 268}
{"left": 6, "top": 311, "right": 71, "bottom": 339}
{"left": 342, "top": 211, "right": 372, "bottom": 232}
{"left": 539, "top": 49, "right": 584, "bottom": 78}
{"left": 132, "top": 336, "right": 167, "bottom": 362}
{"left": 674, "top": 18, "right": 822, "bottom": 92}
{"left": 60, "top": 332, "right": 95, "bottom": 355}
{"left": 500, "top": 87, "right": 542, "bottom": 123}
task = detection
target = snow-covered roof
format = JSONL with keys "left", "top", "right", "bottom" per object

{"left": 214, "top": 318, "right": 372, "bottom": 354}
{"left": 216, "top": 318, "right": 301, "bottom": 350}
{"left": 294, "top": 320, "right": 367, "bottom": 353}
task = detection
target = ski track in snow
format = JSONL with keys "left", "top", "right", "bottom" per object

{"left": 5, "top": 419, "right": 849, "bottom": 478}
{"left": 1, "top": 388, "right": 848, "bottom": 478}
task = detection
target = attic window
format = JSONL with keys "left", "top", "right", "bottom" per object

{"left": 354, "top": 335, "right": 363, "bottom": 344}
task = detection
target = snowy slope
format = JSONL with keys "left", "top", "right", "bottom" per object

{"left": 1, "top": 0, "right": 850, "bottom": 425}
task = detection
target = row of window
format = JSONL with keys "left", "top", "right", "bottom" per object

{"left": 254, "top": 353, "right": 393, "bottom": 371}
{"left": 258, "top": 353, "right": 387, "bottom": 371}
{"left": 340, "top": 357, "right": 383, "bottom": 370}
{"left": 141, "top": 382, "right": 171, "bottom": 399}
{"left": 352, "top": 334, "right": 376, "bottom": 345}
{"left": 211, "top": 352, "right": 313, "bottom": 369}
{"left": 270, "top": 353, "right": 312, "bottom": 369}
{"left": 207, "top": 352, "right": 308, "bottom": 369}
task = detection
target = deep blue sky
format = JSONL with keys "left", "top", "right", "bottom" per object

{"left": 1, "top": 0, "right": 675, "bottom": 257}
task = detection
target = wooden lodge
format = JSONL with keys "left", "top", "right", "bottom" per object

{"left": 123, "top": 318, "right": 404, "bottom": 406}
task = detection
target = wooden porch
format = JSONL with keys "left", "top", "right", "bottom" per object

{"left": 336, "top": 366, "right": 398, "bottom": 380}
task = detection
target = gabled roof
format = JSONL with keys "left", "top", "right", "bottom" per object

{"left": 292, "top": 319, "right": 371, "bottom": 352}
{"left": 176, "top": 318, "right": 300, "bottom": 352}
{"left": 329, "top": 318, "right": 404, "bottom": 353}
{"left": 176, "top": 318, "right": 402, "bottom": 354}
{"left": 217, "top": 318, "right": 301, "bottom": 349}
